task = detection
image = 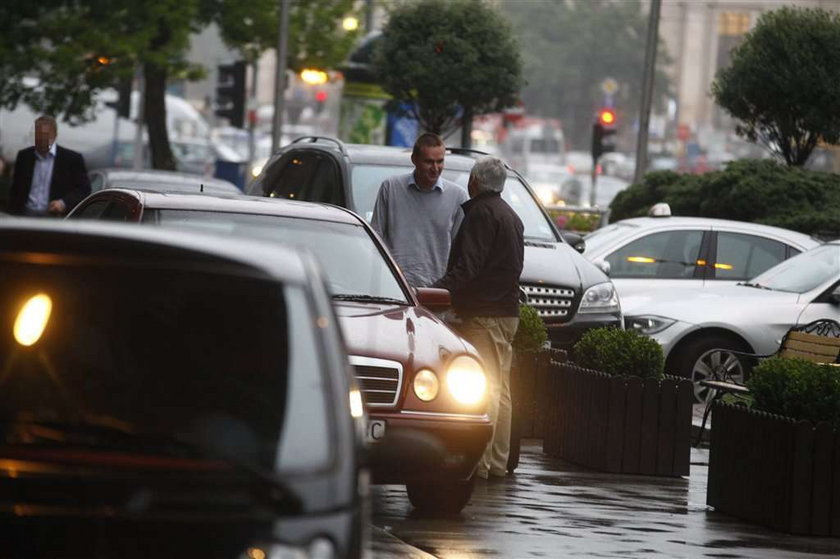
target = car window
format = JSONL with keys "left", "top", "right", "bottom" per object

{"left": 751, "top": 243, "right": 840, "bottom": 293}
{"left": 713, "top": 232, "right": 787, "bottom": 280}
{"left": 351, "top": 164, "right": 557, "bottom": 241}
{"left": 605, "top": 230, "right": 704, "bottom": 279}
{"left": 263, "top": 151, "right": 343, "bottom": 205}
{"left": 89, "top": 172, "right": 105, "bottom": 192}
{"left": 101, "top": 200, "right": 134, "bottom": 221}
{"left": 0, "top": 263, "right": 335, "bottom": 473}
{"left": 68, "top": 199, "right": 110, "bottom": 220}
{"left": 148, "top": 210, "right": 410, "bottom": 303}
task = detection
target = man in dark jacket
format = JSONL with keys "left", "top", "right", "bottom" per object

{"left": 9, "top": 115, "right": 91, "bottom": 216}
{"left": 434, "top": 155, "right": 524, "bottom": 479}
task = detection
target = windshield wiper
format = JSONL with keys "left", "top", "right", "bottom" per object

{"left": 737, "top": 281, "right": 771, "bottom": 290}
{"left": 1, "top": 418, "right": 301, "bottom": 513}
{"left": 332, "top": 293, "right": 407, "bottom": 304}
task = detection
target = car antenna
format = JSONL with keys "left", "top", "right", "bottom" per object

{"left": 200, "top": 183, "right": 204, "bottom": 193}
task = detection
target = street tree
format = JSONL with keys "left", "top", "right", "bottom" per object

{"left": 375, "top": 0, "right": 523, "bottom": 143}
{"left": 500, "top": 0, "right": 672, "bottom": 150}
{"left": 0, "top": 1, "right": 358, "bottom": 170}
{"left": 712, "top": 7, "right": 840, "bottom": 167}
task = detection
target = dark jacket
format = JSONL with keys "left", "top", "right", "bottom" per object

{"left": 9, "top": 145, "right": 91, "bottom": 215}
{"left": 434, "top": 191, "right": 524, "bottom": 317}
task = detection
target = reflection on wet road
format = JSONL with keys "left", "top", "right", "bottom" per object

{"left": 372, "top": 441, "right": 840, "bottom": 558}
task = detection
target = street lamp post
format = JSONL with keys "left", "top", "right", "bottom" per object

{"left": 272, "top": 0, "right": 291, "bottom": 154}
{"left": 633, "top": 0, "right": 662, "bottom": 185}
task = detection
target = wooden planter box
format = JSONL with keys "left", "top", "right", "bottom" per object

{"left": 510, "top": 349, "right": 554, "bottom": 439}
{"left": 542, "top": 361, "right": 693, "bottom": 477}
{"left": 708, "top": 403, "right": 840, "bottom": 535}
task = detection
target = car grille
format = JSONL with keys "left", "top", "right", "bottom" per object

{"left": 521, "top": 283, "right": 576, "bottom": 321}
{"left": 348, "top": 356, "right": 403, "bottom": 408}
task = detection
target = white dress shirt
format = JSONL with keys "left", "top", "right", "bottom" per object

{"left": 25, "top": 143, "right": 57, "bottom": 215}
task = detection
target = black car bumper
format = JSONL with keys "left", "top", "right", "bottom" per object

{"left": 545, "top": 312, "right": 623, "bottom": 350}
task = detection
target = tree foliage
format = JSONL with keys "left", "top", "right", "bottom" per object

{"left": 712, "top": 7, "right": 840, "bottom": 166}
{"left": 609, "top": 159, "right": 840, "bottom": 239}
{"left": 375, "top": 0, "right": 523, "bottom": 137}
{"left": 499, "top": 0, "right": 672, "bottom": 150}
{"left": 0, "top": 1, "right": 359, "bottom": 169}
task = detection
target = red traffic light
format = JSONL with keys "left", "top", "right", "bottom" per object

{"left": 598, "top": 108, "right": 616, "bottom": 126}
{"left": 315, "top": 90, "right": 328, "bottom": 103}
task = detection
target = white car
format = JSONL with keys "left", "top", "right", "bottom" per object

{"left": 624, "top": 241, "right": 840, "bottom": 402}
{"left": 582, "top": 210, "right": 820, "bottom": 301}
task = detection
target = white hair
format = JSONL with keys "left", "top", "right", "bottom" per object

{"left": 470, "top": 156, "right": 507, "bottom": 194}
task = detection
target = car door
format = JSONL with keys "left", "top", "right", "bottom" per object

{"left": 706, "top": 230, "right": 796, "bottom": 285}
{"left": 602, "top": 227, "right": 709, "bottom": 298}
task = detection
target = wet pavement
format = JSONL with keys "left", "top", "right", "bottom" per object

{"left": 370, "top": 434, "right": 840, "bottom": 558}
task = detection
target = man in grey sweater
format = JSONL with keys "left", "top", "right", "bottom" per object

{"left": 370, "top": 133, "right": 468, "bottom": 287}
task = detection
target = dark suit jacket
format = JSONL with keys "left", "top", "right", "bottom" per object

{"left": 9, "top": 145, "right": 91, "bottom": 215}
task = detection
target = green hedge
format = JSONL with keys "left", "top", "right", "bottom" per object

{"left": 513, "top": 304, "right": 548, "bottom": 354}
{"left": 572, "top": 327, "right": 664, "bottom": 380}
{"left": 609, "top": 159, "right": 840, "bottom": 239}
{"left": 748, "top": 357, "right": 840, "bottom": 427}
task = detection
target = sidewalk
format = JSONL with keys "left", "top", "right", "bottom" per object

{"left": 372, "top": 439, "right": 840, "bottom": 558}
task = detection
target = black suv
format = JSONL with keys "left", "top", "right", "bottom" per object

{"left": 248, "top": 137, "right": 622, "bottom": 349}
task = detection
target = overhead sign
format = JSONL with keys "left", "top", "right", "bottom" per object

{"left": 601, "top": 78, "right": 619, "bottom": 96}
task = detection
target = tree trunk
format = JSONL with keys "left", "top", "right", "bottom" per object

{"left": 460, "top": 105, "right": 473, "bottom": 149}
{"left": 144, "top": 61, "right": 176, "bottom": 171}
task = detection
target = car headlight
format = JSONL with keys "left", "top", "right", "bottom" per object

{"left": 536, "top": 186, "right": 556, "bottom": 206}
{"left": 446, "top": 355, "right": 486, "bottom": 405}
{"left": 243, "top": 538, "right": 335, "bottom": 559}
{"left": 624, "top": 315, "right": 676, "bottom": 335}
{"left": 413, "top": 369, "right": 440, "bottom": 402}
{"left": 578, "top": 282, "right": 620, "bottom": 314}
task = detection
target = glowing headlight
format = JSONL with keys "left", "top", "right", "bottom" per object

{"left": 348, "top": 389, "right": 364, "bottom": 418}
{"left": 536, "top": 186, "right": 555, "bottom": 206}
{"left": 578, "top": 282, "right": 620, "bottom": 314}
{"left": 624, "top": 315, "right": 676, "bottom": 335}
{"left": 14, "top": 293, "right": 52, "bottom": 347}
{"left": 446, "top": 355, "right": 486, "bottom": 405}
{"left": 413, "top": 369, "right": 439, "bottom": 402}
{"left": 243, "top": 537, "right": 336, "bottom": 559}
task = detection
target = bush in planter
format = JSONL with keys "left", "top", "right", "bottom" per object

{"left": 513, "top": 304, "right": 547, "bottom": 354}
{"left": 572, "top": 327, "right": 664, "bottom": 380}
{"left": 748, "top": 357, "right": 840, "bottom": 426}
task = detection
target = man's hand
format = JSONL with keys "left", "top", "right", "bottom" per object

{"left": 48, "top": 199, "right": 66, "bottom": 216}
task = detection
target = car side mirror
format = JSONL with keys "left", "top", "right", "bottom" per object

{"left": 595, "top": 259, "right": 611, "bottom": 277}
{"left": 414, "top": 287, "right": 452, "bottom": 311}
{"left": 560, "top": 231, "right": 586, "bottom": 254}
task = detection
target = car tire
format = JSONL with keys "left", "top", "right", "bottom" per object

{"left": 406, "top": 478, "right": 475, "bottom": 515}
{"left": 673, "top": 335, "right": 750, "bottom": 403}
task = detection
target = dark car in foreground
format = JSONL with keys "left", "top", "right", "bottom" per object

{"left": 68, "top": 190, "right": 493, "bottom": 514}
{"left": 0, "top": 220, "right": 366, "bottom": 558}
{"left": 247, "top": 137, "right": 622, "bottom": 349}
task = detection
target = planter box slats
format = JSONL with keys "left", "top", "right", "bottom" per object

{"left": 543, "top": 362, "right": 692, "bottom": 477}
{"left": 708, "top": 403, "right": 840, "bottom": 536}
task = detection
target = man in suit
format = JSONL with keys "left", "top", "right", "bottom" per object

{"left": 9, "top": 115, "right": 91, "bottom": 216}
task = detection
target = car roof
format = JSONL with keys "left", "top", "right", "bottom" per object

{"left": 282, "top": 138, "right": 496, "bottom": 173}
{"left": 106, "top": 189, "right": 365, "bottom": 226}
{"left": 602, "top": 215, "right": 819, "bottom": 245}
{"left": 0, "top": 217, "right": 311, "bottom": 284}
{"left": 93, "top": 168, "right": 240, "bottom": 193}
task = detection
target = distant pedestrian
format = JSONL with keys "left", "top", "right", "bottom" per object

{"left": 434, "top": 156, "right": 524, "bottom": 479}
{"left": 9, "top": 115, "right": 91, "bottom": 216}
{"left": 370, "top": 132, "right": 468, "bottom": 287}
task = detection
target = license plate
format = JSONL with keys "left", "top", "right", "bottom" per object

{"left": 365, "top": 419, "right": 386, "bottom": 443}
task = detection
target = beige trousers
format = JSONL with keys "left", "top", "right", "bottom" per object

{"left": 457, "top": 315, "right": 519, "bottom": 477}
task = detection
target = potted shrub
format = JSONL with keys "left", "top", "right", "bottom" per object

{"left": 508, "top": 304, "right": 549, "bottom": 472}
{"left": 543, "top": 327, "right": 694, "bottom": 476}
{"left": 707, "top": 357, "right": 840, "bottom": 535}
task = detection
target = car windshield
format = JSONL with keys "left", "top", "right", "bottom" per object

{"left": 749, "top": 243, "right": 840, "bottom": 293}
{"left": 1, "top": 263, "right": 331, "bottom": 474}
{"left": 582, "top": 222, "right": 639, "bottom": 253}
{"left": 351, "top": 164, "right": 557, "bottom": 241}
{"left": 146, "top": 210, "right": 410, "bottom": 303}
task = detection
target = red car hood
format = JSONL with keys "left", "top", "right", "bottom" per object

{"left": 333, "top": 302, "right": 478, "bottom": 369}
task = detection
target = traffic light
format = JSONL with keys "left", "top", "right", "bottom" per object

{"left": 106, "top": 76, "right": 132, "bottom": 119}
{"left": 314, "top": 90, "right": 328, "bottom": 115}
{"left": 215, "top": 61, "right": 246, "bottom": 128}
{"left": 591, "top": 108, "right": 618, "bottom": 162}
